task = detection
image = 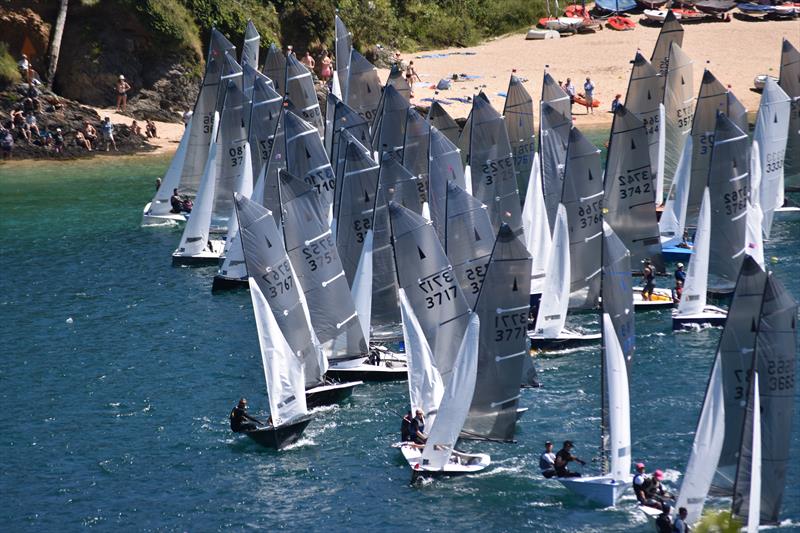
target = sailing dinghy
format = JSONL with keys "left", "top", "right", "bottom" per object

{"left": 559, "top": 223, "right": 634, "bottom": 507}
{"left": 142, "top": 118, "right": 192, "bottom": 226}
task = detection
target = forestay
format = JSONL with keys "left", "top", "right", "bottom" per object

{"left": 445, "top": 182, "right": 495, "bottom": 309}
{"left": 285, "top": 53, "right": 324, "bottom": 138}
{"left": 503, "top": 74, "right": 536, "bottom": 197}
{"left": 389, "top": 202, "right": 471, "bottom": 384}
{"left": 561, "top": 127, "right": 603, "bottom": 309}
{"left": 463, "top": 224, "right": 532, "bottom": 441}
{"left": 279, "top": 170, "right": 368, "bottom": 363}
{"left": 603, "top": 104, "right": 664, "bottom": 272}
{"left": 235, "top": 194, "right": 327, "bottom": 388}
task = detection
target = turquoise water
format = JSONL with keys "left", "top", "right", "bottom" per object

{"left": 0, "top": 153, "right": 798, "bottom": 532}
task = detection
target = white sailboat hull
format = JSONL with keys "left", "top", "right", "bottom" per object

{"left": 633, "top": 287, "right": 675, "bottom": 310}
{"left": 141, "top": 202, "right": 188, "bottom": 226}
{"left": 171, "top": 239, "right": 225, "bottom": 266}
{"left": 774, "top": 205, "right": 800, "bottom": 222}
{"left": 400, "top": 444, "right": 490, "bottom": 475}
{"left": 559, "top": 474, "right": 633, "bottom": 507}
{"left": 326, "top": 357, "right": 408, "bottom": 382}
{"left": 528, "top": 328, "right": 601, "bottom": 349}
{"left": 672, "top": 304, "right": 727, "bottom": 329}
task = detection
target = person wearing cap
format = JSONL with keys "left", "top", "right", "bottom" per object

{"left": 674, "top": 263, "right": 686, "bottom": 284}
{"left": 539, "top": 441, "right": 557, "bottom": 478}
{"left": 230, "top": 398, "right": 262, "bottom": 432}
{"left": 53, "top": 127, "right": 64, "bottom": 153}
{"left": 633, "top": 462, "right": 649, "bottom": 505}
{"left": 655, "top": 502, "right": 672, "bottom": 533}
{"left": 554, "top": 440, "right": 585, "bottom": 477}
{"left": 116, "top": 75, "right": 131, "bottom": 113}
{"left": 641, "top": 258, "right": 655, "bottom": 301}
{"left": 643, "top": 469, "right": 674, "bottom": 509}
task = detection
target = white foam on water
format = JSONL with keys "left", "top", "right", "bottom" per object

{"left": 284, "top": 437, "right": 316, "bottom": 450}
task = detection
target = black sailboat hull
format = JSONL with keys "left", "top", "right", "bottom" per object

{"left": 305, "top": 381, "right": 361, "bottom": 408}
{"left": 242, "top": 416, "right": 312, "bottom": 450}
{"left": 211, "top": 274, "right": 248, "bottom": 292}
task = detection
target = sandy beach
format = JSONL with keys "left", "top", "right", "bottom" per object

{"left": 88, "top": 106, "right": 186, "bottom": 156}
{"left": 396, "top": 16, "right": 799, "bottom": 125}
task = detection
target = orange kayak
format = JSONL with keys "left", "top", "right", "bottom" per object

{"left": 574, "top": 95, "right": 601, "bottom": 107}
{"left": 607, "top": 15, "right": 636, "bottom": 30}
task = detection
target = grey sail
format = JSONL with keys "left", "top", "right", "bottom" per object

{"left": 463, "top": 224, "right": 532, "bottom": 441}
{"left": 235, "top": 193, "right": 325, "bottom": 387}
{"left": 263, "top": 43, "right": 286, "bottom": 95}
{"left": 258, "top": 109, "right": 286, "bottom": 215}
{"left": 241, "top": 20, "right": 260, "bottom": 71}
{"left": 386, "top": 65, "right": 412, "bottom": 101}
{"left": 211, "top": 54, "right": 246, "bottom": 227}
{"left": 726, "top": 90, "right": 748, "bottom": 135}
{"left": 711, "top": 257, "right": 769, "bottom": 496}
{"left": 468, "top": 96, "right": 523, "bottom": 236}
{"left": 285, "top": 53, "right": 324, "bottom": 137}
{"left": 503, "top": 74, "right": 536, "bottom": 198}
{"left": 428, "top": 125, "right": 467, "bottom": 243}
{"left": 685, "top": 70, "right": 729, "bottom": 225}
{"left": 649, "top": 10, "right": 683, "bottom": 77}
{"left": 332, "top": 129, "right": 370, "bottom": 223}
{"left": 542, "top": 71, "right": 572, "bottom": 119}
{"left": 757, "top": 79, "right": 792, "bottom": 237}
{"left": 539, "top": 101, "right": 572, "bottom": 234}
{"left": 602, "top": 223, "right": 635, "bottom": 369}
{"left": 248, "top": 69, "right": 283, "bottom": 184}
{"left": 603, "top": 104, "right": 664, "bottom": 273}
{"left": 380, "top": 153, "right": 424, "bottom": 215}
{"left": 279, "top": 169, "right": 368, "bottom": 362}
{"left": 402, "top": 108, "right": 430, "bottom": 182}
{"left": 284, "top": 111, "right": 336, "bottom": 212}
{"left": 334, "top": 14, "right": 352, "bottom": 101}
{"left": 457, "top": 92, "right": 489, "bottom": 169}
{"left": 242, "top": 63, "right": 257, "bottom": 117}
{"left": 445, "top": 181, "right": 495, "bottom": 309}
{"left": 337, "top": 137, "right": 380, "bottom": 287}
{"left": 708, "top": 113, "right": 750, "bottom": 293}
{"left": 662, "top": 43, "right": 694, "bottom": 193}
{"left": 371, "top": 84, "right": 410, "bottom": 158}
{"left": 326, "top": 93, "right": 371, "bottom": 180}
{"left": 733, "top": 270, "right": 798, "bottom": 525}
{"left": 624, "top": 52, "right": 664, "bottom": 192}
{"left": 779, "top": 39, "right": 800, "bottom": 189}
{"left": 389, "top": 202, "right": 471, "bottom": 383}
{"left": 179, "top": 29, "right": 235, "bottom": 195}
{"left": 562, "top": 127, "right": 603, "bottom": 309}
{"left": 427, "top": 100, "right": 461, "bottom": 145}
{"left": 346, "top": 50, "right": 382, "bottom": 125}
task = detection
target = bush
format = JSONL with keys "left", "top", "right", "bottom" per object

{"left": 395, "top": 0, "right": 481, "bottom": 49}
{"left": 125, "top": 0, "right": 204, "bottom": 59}
{"left": 0, "top": 42, "right": 21, "bottom": 89}
{"left": 180, "top": 0, "right": 281, "bottom": 51}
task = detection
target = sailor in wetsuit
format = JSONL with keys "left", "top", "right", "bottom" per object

{"left": 401, "top": 411, "right": 413, "bottom": 442}
{"left": 230, "top": 398, "right": 262, "bottom": 432}
{"left": 539, "top": 441, "right": 557, "bottom": 478}
{"left": 409, "top": 410, "right": 428, "bottom": 444}
{"left": 554, "top": 440, "right": 586, "bottom": 477}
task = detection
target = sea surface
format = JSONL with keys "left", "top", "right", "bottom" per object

{"left": 1, "top": 148, "right": 798, "bottom": 532}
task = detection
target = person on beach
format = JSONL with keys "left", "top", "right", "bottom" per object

{"left": 301, "top": 50, "right": 315, "bottom": 71}
{"left": 555, "top": 441, "right": 585, "bottom": 477}
{"left": 320, "top": 51, "right": 332, "bottom": 83}
{"left": 539, "top": 441, "right": 557, "bottom": 478}
{"left": 101, "top": 117, "right": 117, "bottom": 151}
{"left": 18, "top": 54, "right": 32, "bottom": 83}
{"left": 565, "top": 78, "right": 576, "bottom": 110}
{"left": 116, "top": 75, "right": 131, "bottom": 112}
{"left": 24, "top": 112, "right": 40, "bottom": 139}
{"left": 406, "top": 61, "right": 421, "bottom": 97}
{"left": 53, "top": 128, "right": 64, "bottom": 154}
{"left": 1, "top": 125, "right": 13, "bottom": 160}
{"left": 182, "top": 110, "right": 192, "bottom": 127}
{"left": 583, "top": 77, "right": 595, "bottom": 114}
{"left": 145, "top": 120, "right": 158, "bottom": 139}
{"left": 611, "top": 93, "right": 622, "bottom": 113}
{"left": 83, "top": 121, "right": 98, "bottom": 148}
{"left": 75, "top": 130, "right": 92, "bottom": 151}
{"left": 130, "top": 120, "right": 142, "bottom": 137}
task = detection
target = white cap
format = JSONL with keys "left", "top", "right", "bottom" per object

{"left": 119, "top": 74, "right": 125, "bottom": 80}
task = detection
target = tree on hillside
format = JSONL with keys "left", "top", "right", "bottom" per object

{"left": 46, "top": 0, "right": 69, "bottom": 86}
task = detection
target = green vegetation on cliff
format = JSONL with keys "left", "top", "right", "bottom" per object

{"left": 0, "top": 43, "right": 21, "bottom": 89}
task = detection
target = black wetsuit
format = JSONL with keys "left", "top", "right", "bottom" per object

{"left": 230, "top": 406, "right": 258, "bottom": 432}
{"left": 643, "top": 267, "right": 655, "bottom": 296}
{"left": 410, "top": 417, "right": 425, "bottom": 444}
{"left": 401, "top": 415, "right": 412, "bottom": 442}
{"left": 555, "top": 449, "right": 582, "bottom": 477}
{"left": 170, "top": 195, "right": 183, "bottom": 214}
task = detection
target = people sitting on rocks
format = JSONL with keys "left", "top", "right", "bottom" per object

{"left": 130, "top": 120, "right": 143, "bottom": 137}
{"left": 101, "top": 117, "right": 117, "bottom": 151}
{"left": 145, "top": 120, "right": 157, "bottom": 139}
{"left": 83, "top": 121, "right": 98, "bottom": 147}
{"left": 53, "top": 128, "right": 65, "bottom": 154}
{"left": 18, "top": 54, "right": 32, "bottom": 83}
{"left": 75, "top": 130, "right": 92, "bottom": 151}
{"left": 24, "top": 112, "right": 40, "bottom": 139}
{"left": 22, "top": 97, "right": 40, "bottom": 114}
{"left": 0, "top": 124, "right": 13, "bottom": 160}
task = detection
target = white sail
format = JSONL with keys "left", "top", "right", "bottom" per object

{"left": 534, "top": 204, "right": 570, "bottom": 337}
{"left": 745, "top": 142, "right": 765, "bottom": 269}
{"left": 147, "top": 118, "right": 192, "bottom": 217}
{"left": 522, "top": 152, "right": 551, "bottom": 295}
{"left": 603, "top": 313, "right": 631, "bottom": 481}
{"left": 754, "top": 79, "right": 791, "bottom": 238}
{"left": 677, "top": 355, "right": 726, "bottom": 524}
{"left": 248, "top": 278, "right": 308, "bottom": 427}
{"left": 747, "top": 373, "right": 762, "bottom": 533}
{"left": 677, "top": 187, "right": 710, "bottom": 316}
{"left": 420, "top": 314, "right": 480, "bottom": 470}
{"left": 351, "top": 230, "right": 374, "bottom": 342}
{"left": 399, "top": 288, "right": 444, "bottom": 429}
{"left": 659, "top": 136, "right": 692, "bottom": 245}
{"left": 175, "top": 114, "right": 220, "bottom": 257}
{"left": 656, "top": 104, "right": 666, "bottom": 204}
{"left": 219, "top": 143, "right": 255, "bottom": 278}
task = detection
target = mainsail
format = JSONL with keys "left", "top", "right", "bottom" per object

{"left": 445, "top": 181, "right": 495, "bottom": 309}
{"left": 427, "top": 100, "right": 461, "bottom": 145}
{"left": 389, "top": 202, "right": 471, "bottom": 383}
{"left": 402, "top": 108, "right": 430, "bottom": 182}
{"left": 279, "top": 170, "right": 368, "bottom": 363}
{"left": 248, "top": 69, "right": 283, "bottom": 184}
{"left": 179, "top": 29, "right": 235, "bottom": 196}
{"left": 257, "top": 109, "right": 286, "bottom": 216}
{"left": 263, "top": 43, "right": 286, "bottom": 95}
{"left": 285, "top": 53, "right": 324, "bottom": 137}
{"left": 334, "top": 14, "right": 353, "bottom": 100}
{"left": 468, "top": 95, "right": 523, "bottom": 235}
{"left": 147, "top": 118, "right": 192, "bottom": 217}
{"left": 503, "top": 74, "right": 536, "bottom": 197}
{"left": 539, "top": 100, "right": 572, "bottom": 234}
{"left": 650, "top": 10, "right": 683, "bottom": 77}
{"left": 428, "top": 125, "right": 467, "bottom": 242}
{"left": 533, "top": 204, "right": 570, "bottom": 338}
{"left": 284, "top": 111, "right": 337, "bottom": 212}
{"left": 603, "top": 104, "right": 664, "bottom": 272}
{"left": 371, "top": 84, "right": 410, "bottom": 159}
{"left": 241, "top": 20, "right": 260, "bottom": 71}
{"left": 779, "top": 39, "right": 800, "bottom": 188}
{"left": 235, "top": 194, "right": 327, "bottom": 387}
{"left": 385, "top": 65, "right": 412, "bottom": 101}
{"left": 326, "top": 93, "right": 371, "bottom": 180}
{"left": 676, "top": 187, "right": 712, "bottom": 317}
{"left": 601, "top": 223, "right": 635, "bottom": 368}
{"left": 708, "top": 113, "right": 751, "bottom": 293}
{"left": 562, "top": 127, "right": 603, "bottom": 309}
{"left": 463, "top": 224, "right": 532, "bottom": 441}
{"left": 754, "top": 79, "right": 791, "bottom": 238}
{"left": 662, "top": 43, "right": 694, "bottom": 193}
{"left": 521, "top": 153, "right": 551, "bottom": 296}
{"left": 346, "top": 50, "right": 382, "bottom": 124}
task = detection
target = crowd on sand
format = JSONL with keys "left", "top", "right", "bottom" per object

{"left": 1, "top": 54, "right": 160, "bottom": 161}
